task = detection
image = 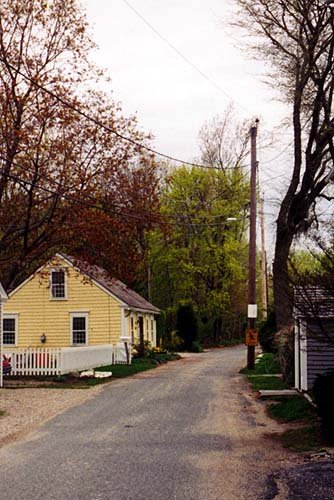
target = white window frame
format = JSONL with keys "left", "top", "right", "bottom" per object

{"left": 70, "top": 312, "right": 88, "bottom": 346}
{"left": 50, "top": 268, "right": 67, "bottom": 301}
{"left": 2, "top": 313, "right": 18, "bottom": 347}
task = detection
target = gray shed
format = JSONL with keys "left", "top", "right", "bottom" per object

{"left": 294, "top": 287, "right": 334, "bottom": 391}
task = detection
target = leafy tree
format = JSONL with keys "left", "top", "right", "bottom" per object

{"left": 289, "top": 250, "right": 323, "bottom": 277}
{"left": 0, "top": 0, "right": 161, "bottom": 288}
{"left": 234, "top": 0, "right": 334, "bottom": 328}
{"left": 149, "top": 165, "right": 249, "bottom": 342}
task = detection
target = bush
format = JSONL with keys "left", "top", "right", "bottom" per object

{"left": 259, "top": 311, "right": 277, "bottom": 353}
{"left": 164, "top": 330, "right": 184, "bottom": 352}
{"left": 190, "top": 340, "right": 203, "bottom": 353}
{"left": 133, "top": 344, "right": 181, "bottom": 364}
{"left": 176, "top": 302, "right": 199, "bottom": 351}
{"left": 313, "top": 371, "right": 334, "bottom": 443}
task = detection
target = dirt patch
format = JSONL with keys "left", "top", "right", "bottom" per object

{"left": 190, "top": 372, "right": 302, "bottom": 499}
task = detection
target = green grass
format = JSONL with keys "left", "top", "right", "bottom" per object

{"left": 248, "top": 375, "right": 288, "bottom": 391}
{"left": 268, "top": 396, "right": 316, "bottom": 422}
{"left": 240, "top": 353, "right": 281, "bottom": 376}
{"left": 5, "top": 359, "right": 160, "bottom": 389}
{"left": 279, "top": 426, "right": 324, "bottom": 452}
{"left": 95, "top": 359, "right": 157, "bottom": 378}
{"left": 241, "top": 353, "right": 287, "bottom": 391}
{"left": 241, "top": 353, "right": 331, "bottom": 453}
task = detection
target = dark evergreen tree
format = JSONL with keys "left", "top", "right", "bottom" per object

{"left": 176, "top": 302, "right": 198, "bottom": 351}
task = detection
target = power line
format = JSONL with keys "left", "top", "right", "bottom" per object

{"left": 0, "top": 155, "right": 249, "bottom": 228}
{"left": 121, "top": 0, "right": 250, "bottom": 115}
{"left": 261, "top": 172, "right": 289, "bottom": 185}
{"left": 260, "top": 140, "right": 294, "bottom": 165}
{"left": 0, "top": 57, "right": 303, "bottom": 176}
{"left": 1, "top": 152, "right": 250, "bottom": 222}
{"left": 0, "top": 56, "right": 245, "bottom": 172}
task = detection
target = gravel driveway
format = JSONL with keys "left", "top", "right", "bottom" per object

{"left": 0, "top": 383, "right": 103, "bottom": 448}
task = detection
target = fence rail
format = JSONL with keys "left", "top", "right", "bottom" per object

{"left": 3, "top": 343, "right": 131, "bottom": 376}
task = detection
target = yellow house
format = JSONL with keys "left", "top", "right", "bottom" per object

{"left": 2, "top": 254, "right": 160, "bottom": 351}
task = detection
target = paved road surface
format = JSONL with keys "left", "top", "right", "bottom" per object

{"left": 0, "top": 346, "right": 303, "bottom": 499}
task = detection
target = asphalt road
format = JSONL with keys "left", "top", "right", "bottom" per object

{"left": 0, "top": 346, "right": 328, "bottom": 500}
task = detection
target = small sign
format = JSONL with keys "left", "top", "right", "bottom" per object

{"left": 248, "top": 304, "right": 258, "bottom": 318}
{"left": 245, "top": 328, "right": 259, "bottom": 346}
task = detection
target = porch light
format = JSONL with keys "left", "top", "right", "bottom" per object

{"left": 40, "top": 333, "right": 46, "bottom": 343}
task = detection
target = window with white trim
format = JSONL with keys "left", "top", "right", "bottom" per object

{"left": 2, "top": 314, "right": 18, "bottom": 346}
{"left": 71, "top": 313, "right": 88, "bottom": 345}
{"left": 50, "top": 269, "right": 66, "bottom": 299}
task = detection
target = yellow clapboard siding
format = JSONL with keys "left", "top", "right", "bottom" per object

{"left": 3, "top": 256, "right": 122, "bottom": 348}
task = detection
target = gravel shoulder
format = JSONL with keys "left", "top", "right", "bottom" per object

{"left": 0, "top": 384, "right": 104, "bottom": 448}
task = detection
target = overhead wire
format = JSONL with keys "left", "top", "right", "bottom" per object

{"left": 0, "top": 56, "right": 245, "bottom": 172}
{"left": 0, "top": 153, "right": 250, "bottom": 228}
{"left": 121, "top": 0, "right": 251, "bottom": 115}
{"left": 0, "top": 58, "right": 306, "bottom": 178}
{"left": 0, "top": 150, "right": 250, "bottom": 222}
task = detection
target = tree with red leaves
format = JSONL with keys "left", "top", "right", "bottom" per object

{"left": 0, "top": 0, "right": 161, "bottom": 289}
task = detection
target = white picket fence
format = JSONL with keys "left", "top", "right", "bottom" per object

{"left": 4, "top": 343, "right": 131, "bottom": 376}
{"left": 9, "top": 348, "right": 61, "bottom": 376}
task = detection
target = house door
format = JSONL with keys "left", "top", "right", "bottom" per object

{"left": 138, "top": 316, "right": 144, "bottom": 355}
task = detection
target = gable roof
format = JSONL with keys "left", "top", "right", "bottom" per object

{"left": 0, "top": 281, "right": 8, "bottom": 301}
{"left": 58, "top": 254, "right": 160, "bottom": 314}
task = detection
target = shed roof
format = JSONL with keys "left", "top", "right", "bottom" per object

{"left": 294, "top": 286, "right": 334, "bottom": 319}
{"left": 59, "top": 254, "right": 160, "bottom": 314}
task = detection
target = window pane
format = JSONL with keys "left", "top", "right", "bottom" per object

{"left": 3, "top": 318, "right": 15, "bottom": 345}
{"left": 73, "top": 331, "right": 86, "bottom": 344}
{"left": 52, "top": 271, "right": 65, "bottom": 298}
{"left": 3, "top": 318, "right": 15, "bottom": 331}
{"left": 72, "top": 316, "right": 86, "bottom": 344}
{"left": 52, "top": 271, "right": 64, "bottom": 284}
{"left": 73, "top": 317, "right": 86, "bottom": 330}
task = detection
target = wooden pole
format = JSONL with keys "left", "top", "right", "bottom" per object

{"left": 247, "top": 121, "right": 259, "bottom": 369}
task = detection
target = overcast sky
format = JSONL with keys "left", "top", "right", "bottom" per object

{"left": 82, "top": 0, "right": 294, "bottom": 251}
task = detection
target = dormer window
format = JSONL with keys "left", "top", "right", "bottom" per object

{"left": 50, "top": 269, "right": 66, "bottom": 299}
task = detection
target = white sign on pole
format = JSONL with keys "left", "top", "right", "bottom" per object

{"left": 248, "top": 304, "right": 258, "bottom": 319}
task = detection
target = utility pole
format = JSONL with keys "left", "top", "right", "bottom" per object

{"left": 246, "top": 120, "right": 259, "bottom": 369}
{"left": 259, "top": 195, "right": 268, "bottom": 321}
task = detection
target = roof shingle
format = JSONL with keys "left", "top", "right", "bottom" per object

{"left": 59, "top": 254, "right": 160, "bottom": 314}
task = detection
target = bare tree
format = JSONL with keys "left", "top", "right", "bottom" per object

{"left": 198, "top": 105, "right": 250, "bottom": 170}
{"left": 234, "top": 0, "right": 334, "bottom": 328}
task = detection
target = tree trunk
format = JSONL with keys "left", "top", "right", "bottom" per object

{"left": 273, "top": 226, "right": 294, "bottom": 330}
{"left": 213, "top": 317, "right": 222, "bottom": 341}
